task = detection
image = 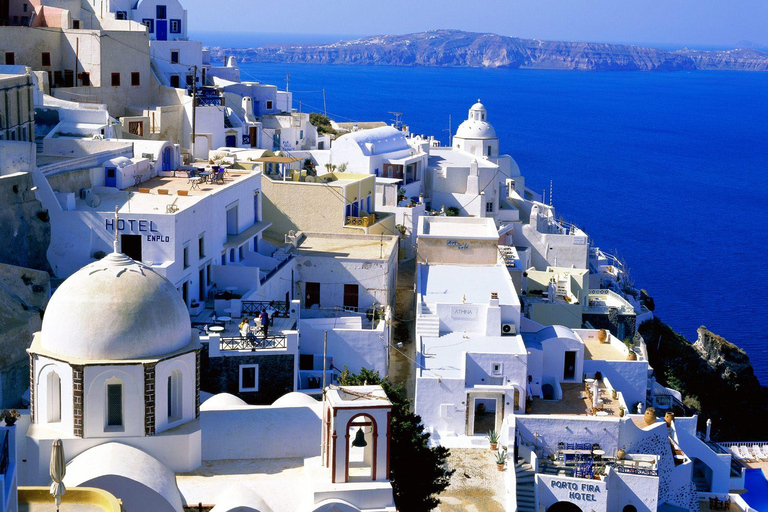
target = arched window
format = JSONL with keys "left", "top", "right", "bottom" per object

{"left": 167, "top": 370, "right": 182, "bottom": 422}
{"left": 106, "top": 380, "right": 123, "bottom": 428}
{"left": 514, "top": 389, "right": 521, "bottom": 412}
{"left": 47, "top": 371, "right": 61, "bottom": 423}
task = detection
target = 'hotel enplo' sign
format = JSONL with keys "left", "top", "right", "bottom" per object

{"left": 550, "top": 479, "right": 601, "bottom": 502}
{"left": 106, "top": 218, "right": 170, "bottom": 243}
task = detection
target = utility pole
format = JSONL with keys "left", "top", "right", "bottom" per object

{"left": 322, "top": 89, "right": 327, "bottom": 117}
{"left": 389, "top": 111, "right": 403, "bottom": 130}
{"left": 285, "top": 73, "right": 290, "bottom": 92}
{"left": 191, "top": 65, "right": 197, "bottom": 160}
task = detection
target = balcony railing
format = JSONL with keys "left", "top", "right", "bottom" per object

{"left": 345, "top": 213, "right": 377, "bottom": 227}
{"left": 241, "top": 300, "right": 289, "bottom": 318}
{"left": 220, "top": 335, "right": 287, "bottom": 351}
{"left": 614, "top": 460, "right": 658, "bottom": 477}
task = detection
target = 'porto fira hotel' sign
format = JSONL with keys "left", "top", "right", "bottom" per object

{"left": 549, "top": 479, "right": 601, "bottom": 502}
{"left": 106, "top": 218, "right": 170, "bottom": 243}
{"left": 447, "top": 240, "right": 469, "bottom": 250}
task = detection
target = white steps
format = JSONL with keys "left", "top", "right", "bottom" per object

{"left": 515, "top": 459, "right": 536, "bottom": 512}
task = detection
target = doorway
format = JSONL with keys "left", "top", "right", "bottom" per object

{"left": 305, "top": 282, "right": 320, "bottom": 308}
{"left": 198, "top": 268, "right": 205, "bottom": 303}
{"left": 467, "top": 393, "right": 504, "bottom": 435}
{"left": 105, "top": 167, "right": 117, "bottom": 187}
{"left": 473, "top": 398, "right": 496, "bottom": 435}
{"left": 162, "top": 146, "right": 172, "bottom": 171}
{"left": 346, "top": 414, "right": 377, "bottom": 482}
{"left": 226, "top": 134, "right": 236, "bottom": 147}
{"left": 343, "top": 284, "right": 358, "bottom": 310}
{"left": 563, "top": 351, "right": 577, "bottom": 380}
{"left": 547, "top": 503, "right": 582, "bottom": 512}
{"left": 121, "top": 234, "right": 142, "bottom": 261}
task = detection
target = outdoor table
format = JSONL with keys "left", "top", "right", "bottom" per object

{"left": 208, "top": 325, "right": 224, "bottom": 333}
{"left": 596, "top": 411, "right": 609, "bottom": 416}
{"left": 189, "top": 177, "right": 202, "bottom": 190}
{"left": 217, "top": 316, "right": 231, "bottom": 325}
{"left": 200, "top": 171, "right": 211, "bottom": 183}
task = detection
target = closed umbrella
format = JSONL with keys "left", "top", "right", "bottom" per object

{"left": 49, "top": 439, "right": 66, "bottom": 512}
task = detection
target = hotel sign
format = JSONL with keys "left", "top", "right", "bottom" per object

{"left": 549, "top": 479, "right": 601, "bottom": 502}
{"left": 106, "top": 218, "right": 170, "bottom": 243}
{"left": 450, "top": 305, "right": 478, "bottom": 319}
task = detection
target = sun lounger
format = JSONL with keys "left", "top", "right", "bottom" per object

{"left": 730, "top": 446, "right": 745, "bottom": 461}
{"left": 752, "top": 445, "right": 767, "bottom": 461}
{"left": 738, "top": 446, "right": 756, "bottom": 462}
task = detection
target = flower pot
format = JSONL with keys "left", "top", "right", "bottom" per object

{"left": 612, "top": 389, "right": 618, "bottom": 399}
{"left": 665, "top": 412, "right": 675, "bottom": 427}
{"left": 496, "top": 464, "right": 505, "bottom": 471}
{"left": 490, "top": 443, "right": 498, "bottom": 451}
{"left": 626, "top": 350, "right": 637, "bottom": 361}
{"left": 619, "top": 408, "right": 625, "bottom": 418}
{"left": 617, "top": 449, "right": 626, "bottom": 460}
{"left": 644, "top": 407, "right": 656, "bottom": 426}
{"left": 597, "top": 328, "right": 608, "bottom": 343}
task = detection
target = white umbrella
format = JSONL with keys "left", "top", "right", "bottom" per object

{"left": 50, "top": 439, "right": 66, "bottom": 512}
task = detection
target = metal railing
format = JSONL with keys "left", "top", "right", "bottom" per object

{"left": 241, "top": 300, "right": 289, "bottom": 318}
{"left": 653, "top": 393, "right": 696, "bottom": 417}
{"left": 259, "top": 256, "right": 293, "bottom": 285}
{"left": 220, "top": 335, "right": 287, "bottom": 351}
{"left": 345, "top": 213, "right": 377, "bottom": 227}
{"left": 614, "top": 460, "right": 658, "bottom": 476}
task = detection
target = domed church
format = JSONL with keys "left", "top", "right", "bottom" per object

{"left": 25, "top": 231, "right": 202, "bottom": 493}
{"left": 452, "top": 99, "right": 499, "bottom": 158}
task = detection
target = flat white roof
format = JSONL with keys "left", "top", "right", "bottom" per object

{"left": 428, "top": 147, "right": 498, "bottom": 169}
{"left": 420, "top": 263, "right": 519, "bottom": 307}
{"left": 421, "top": 332, "right": 526, "bottom": 379}
{"left": 294, "top": 232, "right": 398, "bottom": 261}
{"left": 418, "top": 216, "right": 499, "bottom": 240}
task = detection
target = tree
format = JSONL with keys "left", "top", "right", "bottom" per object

{"left": 309, "top": 112, "right": 336, "bottom": 135}
{"left": 337, "top": 367, "right": 454, "bottom": 512}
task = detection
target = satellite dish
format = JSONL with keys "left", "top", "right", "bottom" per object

{"left": 86, "top": 194, "right": 101, "bottom": 208}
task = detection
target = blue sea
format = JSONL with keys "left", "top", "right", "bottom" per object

{"left": 206, "top": 47, "right": 768, "bottom": 385}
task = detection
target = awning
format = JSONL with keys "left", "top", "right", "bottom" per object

{"left": 224, "top": 221, "right": 272, "bottom": 249}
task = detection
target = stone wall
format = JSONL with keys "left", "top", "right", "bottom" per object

{"left": 199, "top": 351, "right": 295, "bottom": 405}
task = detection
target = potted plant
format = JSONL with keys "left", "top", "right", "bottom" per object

{"left": 617, "top": 447, "right": 626, "bottom": 460}
{"left": 2, "top": 409, "right": 20, "bottom": 426}
{"left": 487, "top": 429, "right": 500, "bottom": 451}
{"left": 495, "top": 450, "right": 507, "bottom": 471}
{"left": 612, "top": 389, "right": 618, "bottom": 400}
{"left": 525, "top": 397, "right": 533, "bottom": 414}
{"left": 597, "top": 328, "right": 608, "bottom": 343}
{"left": 619, "top": 406, "right": 626, "bottom": 418}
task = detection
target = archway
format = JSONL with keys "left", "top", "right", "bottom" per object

{"left": 345, "top": 413, "right": 378, "bottom": 482}
{"left": 623, "top": 506, "right": 638, "bottom": 512}
{"left": 542, "top": 383, "right": 555, "bottom": 400}
{"left": 546, "top": 502, "right": 583, "bottom": 512}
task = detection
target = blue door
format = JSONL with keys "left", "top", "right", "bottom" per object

{"left": 352, "top": 201, "right": 359, "bottom": 217}
{"left": 105, "top": 167, "right": 117, "bottom": 187}
{"left": 253, "top": 193, "right": 259, "bottom": 222}
{"left": 226, "top": 135, "right": 236, "bottom": 147}
{"left": 156, "top": 20, "right": 167, "bottom": 41}
{"left": 162, "top": 147, "right": 172, "bottom": 171}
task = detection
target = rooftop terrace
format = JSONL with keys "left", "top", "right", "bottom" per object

{"left": 528, "top": 382, "right": 622, "bottom": 417}
{"left": 294, "top": 232, "right": 398, "bottom": 260}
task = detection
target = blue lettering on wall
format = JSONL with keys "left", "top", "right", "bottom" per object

{"left": 106, "top": 218, "right": 165, "bottom": 241}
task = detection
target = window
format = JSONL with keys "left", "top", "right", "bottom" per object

{"left": 131, "top": 72, "right": 140, "bottom": 86}
{"left": 167, "top": 370, "right": 182, "bottom": 421}
{"left": 300, "top": 129, "right": 304, "bottom": 139}
{"left": 47, "top": 371, "right": 61, "bottom": 423}
{"left": 80, "top": 72, "right": 90, "bottom": 86}
{"left": 156, "top": 5, "right": 167, "bottom": 19}
{"left": 492, "top": 363, "right": 502, "bottom": 375}
{"left": 485, "top": 201, "right": 494, "bottom": 214}
{"left": 343, "top": 284, "right": 358, "bottom": 310}
{"left": 198, "top": 234, "right": 205, "bottom": 258}
{"left": 266, "top": 100, "right": 273, "bottom": 110}
{"left": 142, "top": 19, "right": 154, "bottom": 33}
{"left": 71, "top": 19, "right": 80, "bottom": 29}
{"left": 5, "top": 52, "right": 14, "bottom": 65}
{"left": 106, "top": 383, "right": 123, "bottom": 427}
{"left": 128, "top": 121, "right": 143, "bottom": 136}
{"left": 221, "top": 252, "right": 226, "bottom": 265}
{"left": 169, "top": 75, "right": 180, "bottom": 88}
{"left": 170, "top": 50, "right": 179, "bottom": 64}
{"left": 41, "top": 52, "right": 51, "bottom": 66}
{"left": 238, "top": 246, "right": 244, "bottom": 261}
{"left": 206, "top": 263, "right": 212, "bottom": 285}
{"left": 170, "top": 19, "right": 181, "bottom": 33}
{"left": 115, "top": 10, "right": 127, "bottom": 19}
{"left": 183, "top": 244, "right": 190, "bottom": 268}
{"left": 305, "top": 282, "right": 320, "bottom": 308}
{"left": 111, "top": 72, "right": 120, "bottom": 86}
{"left": 23, "top": 3, "right": 28, "bottom": 12}
{"left": 226, "top": 205, "right": 238, "bottom": 235}
{"left": 239, "top": 364, "right": 258, "bottom": 392}
{"left": 186, "top": 74, "right": 193, "bottom": 87}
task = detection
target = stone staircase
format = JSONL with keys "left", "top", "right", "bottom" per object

{"left": 515, "top": 459, "right": 536, "bottom": 512}
{"left": 416, "top": 304, "right": 439, "bottom": 338}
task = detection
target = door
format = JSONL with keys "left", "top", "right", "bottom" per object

{"left": 343, "top": 284, "right": 358, "bottom": 310}
{"left": 105, "top": 167, "right": 117, "bottom": 187}
{"left": 253, "top": 193, "right": 259, "bottom": 223}
{"left": 198, "top": 268, "right": 205, "bottom": 302}
{"left": 121, "top": 234, "right": 142, "bottom": 261}
{"left": 156, "top": 20, "right": 167, "bottom": 41}
{"left": 226, "top": 134, "right": 236, "bottom": 147}
{"left": 162, "top": 146, "right": 172, "bottom": 171}
{"left": 305, "top": 282, "right": 320, "bottom": 308}
{"left": 564, "top": 351, "right": 577, "bottom": 380}
{"left": 249, "top": 126, "right": 257, "bottom": 147}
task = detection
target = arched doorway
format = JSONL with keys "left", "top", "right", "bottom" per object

{"left": 542, "top": 383, "right": 555, "bottom": 400}
{"left": 546, "top": 502, "right": 582, "bottom": 512}
{"left": 345, "top": 413, "right": 378, "bottom": 482}
{"left": 623, "top": 506, "right": 638, "bottom": 512}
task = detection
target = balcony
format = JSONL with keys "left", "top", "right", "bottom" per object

{"left": 219, "top": 334, "right": 287, "bottom": 351}
{"left": 345, "top": 213, "right": 378, "bottom": 227}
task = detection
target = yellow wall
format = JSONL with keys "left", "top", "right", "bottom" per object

{"left": 19, "top": 487, "right": 123, "bottom": 511}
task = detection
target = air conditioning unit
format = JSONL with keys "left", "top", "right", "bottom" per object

{"left": 79, "top": 188, "right": 92, "bottom": 200}
{"left": 501, "top": 323, "right": 516, "bottom": 336}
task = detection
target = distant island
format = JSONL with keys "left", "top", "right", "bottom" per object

{"left": 207, "top": 29, "right": 768, "bottom": 71}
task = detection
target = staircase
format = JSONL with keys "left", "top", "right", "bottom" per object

{"left": 416, "top": 304, "right": 439, "bottom": 338}
{"left": 515, "top": 459, "right": 536, "bottom": 512}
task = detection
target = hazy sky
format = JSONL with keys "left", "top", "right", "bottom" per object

{"left": 186, "top": 0, "right": 768, "bottom": 48}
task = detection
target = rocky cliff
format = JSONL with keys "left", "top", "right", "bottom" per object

{"left": 639, "top": 319, "right": 768, "bottom": 440}
{"left": 0, "top": 171, "right": 51, "bottom": 272}
{"left": 210, "top": 30, "right": 768, "bottom": 72}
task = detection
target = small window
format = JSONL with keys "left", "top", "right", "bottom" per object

{"left": 183, "top": 245, "right": 189, "bottom": 268}
{"left": 156, "top": 5, "right": 166, "bottom": 19}
{"left": 170, "top": 50, "right": 179, "bottom": 64}
{"left": 142, "top": 19, "right": 154, "bottom": 33}
{"left": 169, "top": 75, "right": 180, "bottom": 88}
{"left": 41, "top": 52, "right": 51, "bottom": 66}
{"left": 492, "top": 363, "right": 502, "bottom": 375}
{"left": 23, "top": 3, "right": 28, "bottom": 12}
{"left": 80, "top": 72, "right": 90, "bottom": 86}
{"left": 198, "top": 234, "right": 205, "bottom": 258}
{"left": 266, "top": 100, "right": 273, "bottom": 110}
{"left": 221, "top": 252, "right": 226, "bottom": 265}
{"left": 71, "top": 19, "right": 80, "bottom": 29}
{"left": 238, "top": 246, "right": 244, "bottom": 261}
{"left": 239, "top": 364, "right": 258, "bottom": 392}
{"left": 111, "top": 72, "right": 120, "bottom": 87}
{"left": 128, "top": 121, "right": 143, "bottom": 136}
{"left": 487, "top": 145, "right": 492, "bottom": 157}
{"left": 106, "top": 383, "right": 123, "bottom": 427}
{"left": 47, "top": 371, "right": 62, "bottom": 423}
{"left": 115, "top": 10, "right": 127, "bottom": 19}
{"left": 131, "top": 72, "right": 140, "bottom": 86}
{"left": 485, "top": 201, "right": 494, "bottom": 214}
{"left": 170, "top": 19, "right": 181, "bottom": 33}
{"left": 5, "top": 52, "right": 14, "bottom": 65}
{"left": 300, "top": 130, "right": 304, "bottom": 139}
{"left": 186, "top": 74, "right": 193, "bottom": 87}
{"left": 167, "top": 370, "right": 182, "bottom": 421}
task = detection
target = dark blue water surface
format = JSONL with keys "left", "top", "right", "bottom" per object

{"left": 234, "top": 61, "right": 768, "bottom": 384}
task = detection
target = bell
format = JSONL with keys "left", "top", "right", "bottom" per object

{"left": 351, "top": 427, "right": 367, "bottom": 448}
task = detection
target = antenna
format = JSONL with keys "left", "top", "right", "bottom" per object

{"left": 443, "top": 114, "right": 452, "bottom": 147}
{"left": 113, "top": 206, "right": 120, "bottom": 253}
{"left": 549, "top": 180, "right": 553, "bottom": 207}
{"left": 285, "top": 73, "right": 290, "bottom": 92}
{"left": 389, "top": 111, "right": 403, "bottom": 130}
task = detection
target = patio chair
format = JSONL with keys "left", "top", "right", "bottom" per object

{"left": 729, "top": 446, "right": 744, "bottom": 461}
{"left": 751, "top": 445, "right": 767, "bottom": 461}
{"left": 213, "top": 168, "right": 225, "bottom": 184}
{"left": 738, "top": 446, "right": 755, "bottom": 462}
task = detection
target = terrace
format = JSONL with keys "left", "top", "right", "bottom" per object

{"left": 528, "top": 381, "right": 623, "bottom": 417}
